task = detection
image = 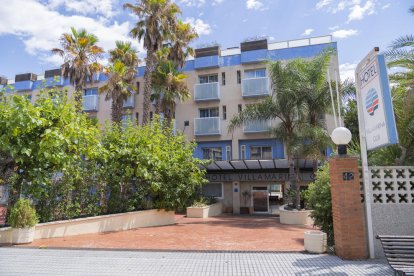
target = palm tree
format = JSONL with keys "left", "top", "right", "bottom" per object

{"left": 151, "top": 59, "right": 190, "bottom": 127}
{"left": 52, "top": 27, "right": 104, "bottom": 112}
{"left": 167, "top": 20, "right": 198, "bottom": 68}
{"left": 99, "top": 61, "right": 137, "bottom": 124}
{"left": 124, "top": 0, "right": 181, "bottom": 125}
{"left": 99, "top": 41, "right": 138, "bottom": 124}
{"left": 229, "top": 53, "right": 333, "bottom": 209}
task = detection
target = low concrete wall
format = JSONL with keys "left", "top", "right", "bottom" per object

{"left": 279, "top": 205, "right": 313, "bottom": 225}
{"left": 187, "top": 202, "right": 223, "bottom": 218}
{"left": 372, "top": 205, "right": 414, "bottom": 258}
{"left": 0, "top": 209, "right": 175, "bottom": 244}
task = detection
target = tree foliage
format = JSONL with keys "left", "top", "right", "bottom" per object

{"left": 303, "top": 163, "right": 334, "bottom": 246}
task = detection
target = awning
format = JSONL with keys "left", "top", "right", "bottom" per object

{"left": 199, "top": 159, "right": 314, "bottom": 171}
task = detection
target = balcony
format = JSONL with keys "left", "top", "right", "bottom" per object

{"left": 194, "top": 82, "right": 220, "bottom": 101}
{"left": 83, "top": 95, "right": 98, "bottom": 111}
{"left": 194, "top": 117, "right": 221, "bottom": 136}
{"left": 194, "top": 55, "right": 220, "bottom": 69}
{"left": 13, "top": 80, "right": 34, "bottom": 91}
{"left": 123, "top": 95, "right": 134, "bottom": 108}
{"left": 241, "top": 77, "right": 270, "bottom": 97}
{"left": 243, "top": 120, "right": 271, "bottom": 133}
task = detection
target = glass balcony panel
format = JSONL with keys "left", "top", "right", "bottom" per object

{"left": 194, "top": 82, "right": 220, "bottom": 101}
{"left": 194, "top": 117, "right": 221, "bottom": 136}
{"left": 83, "top": 95, "right": 98, "bottom": 111}
{"left": 243, "top": 120, "right": 270, "bottom": 133}
{"left": 242, "top": 77, "right": 270, "bottom": 97}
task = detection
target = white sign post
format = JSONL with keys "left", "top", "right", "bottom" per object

{"left": 355, "top": 48, "right": 399, "bottom": 259}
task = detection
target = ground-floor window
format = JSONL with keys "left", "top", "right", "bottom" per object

{"left": 202, "top": 183, "right": 223, "bottom": 198}
{"left": 250, "top": 146, "right": 272, "bottom": 159}
{"left": 202, "top": 147, "right": 223, "bottom": 161}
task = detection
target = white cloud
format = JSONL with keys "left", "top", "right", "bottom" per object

{"left": 381, "top": 3, "right": 391, "bottom": 10}
{"left": 339, "top": 62, "right": 357, "bottom": 81}
{"left": 0, "top": 0, "right": 143, "bottom": 67}
{"left": 331, "top": 29, "right": 358, "bottom": 38}
{"left": 329, "top": 25, "right": 340, "bottom": 31}
{"left": 316, "top": 0, "right": 332, "bottom": 10}
{"left": 301, "top": 28, "right": 314, "bottom": 36}
{"left": 246, "top": 0, "right": 265, "bottom": 11}
{"left": 212, "top": 0, "right": 224, "bottom": 5}
{"left": 184, "top": 18, "right": 212, "bottom": 36}
{"left": 48, "top": 0, "right": 118, "bottom": 18}
{"left": 179, "top": 0, "right": 205, "bottom": 7}
{"left": 347, "top": 0, "right": 375, "bottom": 22}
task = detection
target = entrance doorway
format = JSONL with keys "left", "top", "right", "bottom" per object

{"left": 251, "top": 184, "right": 283, "bottom": 214}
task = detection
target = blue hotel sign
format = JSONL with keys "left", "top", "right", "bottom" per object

{"left": 356, "top": 52, "right": 398, "bottom": 150}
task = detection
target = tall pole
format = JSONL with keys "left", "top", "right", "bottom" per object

{"left": 355, "top": 49, "right": 377, "bottom": 259}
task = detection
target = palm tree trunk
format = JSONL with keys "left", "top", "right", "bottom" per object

{"left": 142, "top": 49, "right": 154, "bottom": 126}
{"left": 111, "top": 98, "right": 123, "bottom": 124}
{"left": 155, "top": 98, "right": 161, "bottom": 114}
{"left": 288, "top": 155, "right": 300, "bottom": 209}
{"left": 74, "top": 85, "right": 83, "bottom": 113}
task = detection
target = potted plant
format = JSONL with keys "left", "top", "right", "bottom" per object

{"left": 279, "top": 188, "right": 312, "bottom": 225}
{"left": 9, "top": 199, "right": 38, "bottom": 244}
{"left": 187, "top": 197, "right": 222, "bottom": 218}
{"left": 240, "top": 190, "right": 250, "bottom": 214}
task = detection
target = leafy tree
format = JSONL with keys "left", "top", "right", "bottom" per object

{"left": 52, "top": 27, "right": 104, "bottom": 112}
{"left": 303, "top": 163, "right": 334, "bottom": 246}
{"left": 167, "top": 20, "right": 198, "bottom": 68}
{"left": 151, "top": 58, "right": 190, "bottom": 126}
{"left": 124, "top": 0, "right": 181, "bottom": 125}
{"left": 0, "top": 88, "right": 102, "bottom": 222}
{"left": 229, "top": 51, "right": 334, "bottom": 209}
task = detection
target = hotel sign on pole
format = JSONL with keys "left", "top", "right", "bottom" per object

{"left": 356, "top": 51, "right": 398, "bottom": 150}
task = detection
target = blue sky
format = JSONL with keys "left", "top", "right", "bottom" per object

{"left": 0, "top": 0, "right": 412, "bottom": 81}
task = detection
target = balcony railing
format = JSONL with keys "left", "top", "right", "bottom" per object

{"left": 123, "top": 95, "right": 134, "bottom": 108}
{"left": 194, "top": 82, "right": 220, "bottom": 101}
{"left": 83, "top": 95, "right": 98, "bottom": 111}
{"left": 194, "top": 117, "right": 221, "bottom": 136}
{"left": 243, "top": 120, "right": 271, "bottom": 133}
{"left": 241, "top": 77, "right": 270, "bottom": 97}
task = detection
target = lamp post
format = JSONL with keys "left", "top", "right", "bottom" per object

{"left": 331, "top": 127, "right": 352, "bottom": 156}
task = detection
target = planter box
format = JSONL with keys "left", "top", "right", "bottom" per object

{"left": 12, "top": 227, "right": 35, "bottom": 244}
{"left": 304, "top": 231, "right": 327, "bottom": 253}
{"left": 187, "top": 202, "right": 222, "bottom": 218}
{"left": 0, "top": 209, "right": 174, "bottom": 244}
{"left": 279, "top": 205, "right": 313, "bottom": 225}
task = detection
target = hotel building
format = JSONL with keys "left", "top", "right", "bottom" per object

{"left": 0, "top": 35, "right": 339, "bottom": 215}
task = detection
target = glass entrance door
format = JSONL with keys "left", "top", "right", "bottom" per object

{"left": 252, "top": 186, "right": 269, "bottom": 213}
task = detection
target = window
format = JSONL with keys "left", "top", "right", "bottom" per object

{"left": 199, "top": 74, "right": 218, "bottom": 84}
{"left": 241, "top": 145, "right": 246, "bottom": 160}
{"left": 150, "top": 111, "right": 153, "bottom": 121}
{"left": 222, "top": 106, "right": 227, "bottom": 120}
{"left": 238, "top": 104, "right": 242, "bottom": 113}
{"left": 226, "top": 146, "right": 231, "bottom": 161}
{"left": 237, "top": 70, "right": 241, "bottom": 84}
{"left": 135, "top": 112, "right": 139, "bottom": 123}
{"left": 202, "top": 147, "right": 223, "bottom": 161}
{"left": 84, "top": 88, "right": 98, "bottom": 96}
{"left": 221, "top": 72, "right": 226, "bottom": 85}
{"left": 136, "top": 82, "right": 140, "bottom": 94}
{"left": 250, "top": 146, "right": 272, "bottom": 160}
{"left": 121, "top": 114, "right": 133, "bottom": 128}
{"left": 199, "top": 107, "right": 219, "bottom": 118}
{"left": 245, "top": 68, "right": 266, "bottom": 79}
{"left": 202, "top": 183, "right": 223, "bottom": 198}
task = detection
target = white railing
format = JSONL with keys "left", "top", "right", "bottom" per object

{"left": 123, "top": 95, "right": 134, "bottom": 108}
{"left": 194, "top": 82, "right": 220, "bottom": 101}
{"left": 243, "top": 120, "right": 271, "bottom": 133}
{"left": 242, "top": 77, "right": 270, "bottom": 97}
{"left": 83, "top": 95, "right": 98, "bottom": 111}
{"left": 194, "top": 117, "right": 221, "bottom": 136}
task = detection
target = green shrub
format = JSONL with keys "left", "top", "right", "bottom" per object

{"left": 8, "top": 199, "right": 39, "bottom": 228}
{"left": 303, "top": 163, "right": 334, "bottom": 246}
{"left": 191, "top": 197, "right": 217, "bottom": 207}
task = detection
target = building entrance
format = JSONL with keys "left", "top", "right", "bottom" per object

{"left": 251, "top": 184, "right": 283, "bottom": 214}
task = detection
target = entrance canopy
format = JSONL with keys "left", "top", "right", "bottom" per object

{"left": 199, "top": 159, "right": 314, "bottom": 171}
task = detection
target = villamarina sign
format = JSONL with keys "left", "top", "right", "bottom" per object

{"left": 206, "top": 172, "right": 314, "bottom": 182}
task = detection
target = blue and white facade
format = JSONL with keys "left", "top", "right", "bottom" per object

{"left": 1, "top": 35, "right": 339, "bottom": 215}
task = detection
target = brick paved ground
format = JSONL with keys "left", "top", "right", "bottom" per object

{"left": 0, "top": 247, "right": 392, "bottom": 275}
{"left": 20, "top": 215, "right": 314, "bottom": 251}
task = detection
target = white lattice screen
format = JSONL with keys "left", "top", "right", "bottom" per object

{"left": 360, "top": 166, "right": 414, "bottom": 204}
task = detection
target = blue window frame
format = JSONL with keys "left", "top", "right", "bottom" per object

{"left": 84, "top": 88, "right": 98, "bottom": 96}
